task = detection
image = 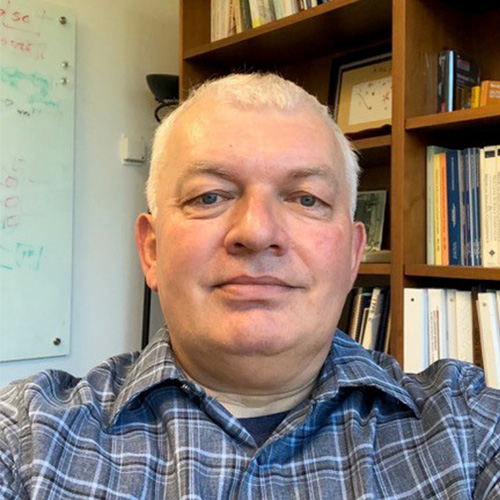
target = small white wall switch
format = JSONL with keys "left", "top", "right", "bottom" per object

{"left": 120, "top": 134, "right": 146, "bottom": 165}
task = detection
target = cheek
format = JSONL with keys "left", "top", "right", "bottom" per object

{"left": 307, "top": 224, "right": 353, "bottom": 272}
{"left": 156, "top": 220, "right": 218, "bottom": 284}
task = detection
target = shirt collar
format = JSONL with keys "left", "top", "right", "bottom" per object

{"left": 109, "top": 328, "right": 419, "bottom": 429}
{"left": 109, "top": 327, "right": 191, "bottom": 430}
{"left": 314, "top": 331, "right": 420, "bottom": 417}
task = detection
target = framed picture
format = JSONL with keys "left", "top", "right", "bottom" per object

{"left": 355, "top": 190, "right": 387, "bottom": 253}
{"left": 332, "top": 53, "right": 392, "bottom": 135}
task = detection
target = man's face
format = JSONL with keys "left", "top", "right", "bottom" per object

{"left": 137, "top": 100, "right": 365, "bottom": 387}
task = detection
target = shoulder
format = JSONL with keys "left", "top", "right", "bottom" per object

{"left": 372, "top": 347, "right": 499, "bottom": 412}
{"left": 0, "top": 350, "right": 140, "bottom": 436}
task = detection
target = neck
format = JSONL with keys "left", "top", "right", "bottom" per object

{"left": 199, "top": 375, "right": 318, "bottom": 418}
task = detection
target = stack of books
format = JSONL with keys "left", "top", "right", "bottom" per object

{"left": 339, "top": 287, "right": 391, "bottom": 353}
{"left": 426, "top": 145, "right": 500, "bottom": 267}
{"left": 211, "top": 0, "right": 333, "bottom": 41}
{"left": 404, "top": 287, "right": 500, "bottom": 389}
{"left": 437, "top": 48, "right": 500, "bottom": 111}
{"left": 437, "top": 49, "right": 480, "bottom": 112}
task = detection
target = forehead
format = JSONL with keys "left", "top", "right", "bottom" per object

{"left": 161, "top": 101, "right": 344, "bottom": 185}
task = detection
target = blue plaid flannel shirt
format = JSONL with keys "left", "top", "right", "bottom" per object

{"left": 1, "top": 329, "right": 499, "bottom": 499}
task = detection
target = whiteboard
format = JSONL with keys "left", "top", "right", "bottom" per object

{"left": 0, "top": 0, "right": 75, "bottom": 362}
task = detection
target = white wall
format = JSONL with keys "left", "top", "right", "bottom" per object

{"left": 0, "top": 0, "right": 178, "bottom": 387}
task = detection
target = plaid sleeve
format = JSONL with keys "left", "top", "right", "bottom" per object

{"left": 0, "top": 382, "right": 29, "bottom": 500}
{"left": 462, "top": 366, "right": 500, "bottom": 499}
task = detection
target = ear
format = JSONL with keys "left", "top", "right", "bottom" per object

{"left": 349, "top": 221, "right": 366, "bottom": 287}
{"left": 135, "top": 213, "right": 158, "bottom": 292}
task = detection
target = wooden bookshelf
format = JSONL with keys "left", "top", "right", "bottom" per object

{"left": 180, "top": 0, "right": 500, "bottom": 367}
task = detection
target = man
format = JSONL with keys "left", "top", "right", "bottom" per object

{"left": 1, "top": 73, "right": 499, "bottom": 499}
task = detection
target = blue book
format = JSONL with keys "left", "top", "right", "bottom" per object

{"left": 460, "top": 149, "right": 472, "bottom": 266}
{"left": 446, "top": 149, "right": 462, "bottom": 265}
{"left": 470, "top": 147, "right": 481, "bottom": 266}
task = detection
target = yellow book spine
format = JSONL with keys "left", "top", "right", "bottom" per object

{"left": 471, "top": 85, "right": 480, "bottom": 108}
{"left": 433, "top": 154, "right": 442, "bottom": 265}
{"left": 439, "top": 153, "right": 449, "bottom": 266}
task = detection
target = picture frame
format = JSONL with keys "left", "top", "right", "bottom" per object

{"left": 332, "top": 53, "right": 392, "bottom": 135}
{"left": 355, "top": 190, "right": 387, "bottom": 253}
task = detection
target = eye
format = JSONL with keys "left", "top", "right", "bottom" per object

{"left": 199, "top": 192, "right": 221, "bottom": 205}
{"left": 298, "top": 194, "right": 317, "bottom": 207}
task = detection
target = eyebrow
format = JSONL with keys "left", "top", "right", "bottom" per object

{"left": 177, "top": 161, "right": 339, "bottom": 188}
{"left": 287, "top": 165, "right": 338, "bottom": 187}
{"left": 177, "top": 161, "right": 236, "bottom": 184}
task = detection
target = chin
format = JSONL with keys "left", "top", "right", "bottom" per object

{"left": 214, "top": 320, "right": 310, "bottom": 358}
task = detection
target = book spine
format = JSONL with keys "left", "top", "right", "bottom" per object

{"left": 375, "top": 289, "right": 391, "bottom": 353}
{"left": 476, "top": 292, "right": 500, "bottom": 389}
{"left": 461, "top": 149, "right": 473, "bottom": 266}
{"left": 361, "top": 287, "right": 385, "bottom": 351}
{"left": 455, "top": 290, "right": 473, "bottom": 363}
{"left": 480, "top": 80, "right": 489, "bottom": 106}
{"left": 471, "top": 148, "right": 481, "bottom": 265}
{"left": 439, "top": 152, "right": 449, "bottom": 266}
{"left": 446, "top": 289, "right": 458, "bottom": 359}
{"left": 495, "top": 145, "right": 500, "bottom": 266}
{"left": 457, "top": 150, "right": 466, "bottom": 265}
{"left": 437, "top": 50, "right": 451, "bottom": 113}
{"left": 479, "top": 146, "right": 498, "bottom": 267}
{"left": 428, "top": 288, "right": 448, "bottom": 363}
{"left": 444, "top": 50, "right": 454, "bottom": 112}
{"left": 471, "top": 85, "right": 480, "bottom": 108}
{"left": 446, "top": 150, "right": 462, "bottom": 265}
{"left": 404, "top": 288, "right": 429, "bottom": 373}
{"left": 433, "top": 153, "right": 442, "bottom": 265}
{"left": 240, "top": 0, "right": 253, "bottom": 30}
{"left": 427, "top": 146, "right": 445, "bottom": 264}
{"left": 453, "top": 51, "right": 480, "bottom": 110}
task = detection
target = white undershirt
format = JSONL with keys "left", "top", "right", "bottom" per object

{"left": 200, "top": 376, "right": 318, "bottom": 419}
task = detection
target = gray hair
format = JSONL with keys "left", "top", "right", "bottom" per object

{"left": 146, "top": 73, "right": 360, "bottom": 218}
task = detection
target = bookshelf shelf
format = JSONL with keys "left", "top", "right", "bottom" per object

{"left": 405, "top": 265, "right": 500, "bottom": 282}
{"left": 183, "top": 0, "right": 391, "bottom": 69}
{"left": 353, "top": 135, "right": 391, "bottom": 150}
{"left": 359, "top": 263, "right": 391, "bottom": 276}
{"left": 406, "top": 106, "right": 500, "bottom": 133}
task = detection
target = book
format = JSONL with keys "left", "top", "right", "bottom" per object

{"left": 446, "top": 149, "right": 462, "bottom": 265}
{"left": 455, "top": 290, "right": 474, "bottom": 364}
{"left": 375, "top": 289, "right": 391, "bottom": 353}
{"left": 433, "top": 152, "right": 443, "bottom": 264}
{"left": 426, "top": 146, "right": 447, "bottom": 265}
{"left": 479, "top": 80, "right": 500, "bottom": 107}
{"left": 404, "top": 288, "right": 429, "bottom": 373}
{"left": 240, "top": 0, "right": 253, "bottom": 31}
{"left": 248, "top": 0, "right": 275, "bottom": 28}
{"left": 470, "top": 147, "right": 481, "bottom": 265}
{"left": 439, "top": 152, "right": 450, "bottom": 265}
{"left": 446, "top": 289, "right": 457, "bottom": 359}
{"left": 453, "top": 51, "right": 480, "bottom": 110}
{"left": 437, "top": 49, "right": 480, "bottom": 112}
{"left": 476, "top": 292, "right": 500, "bottom": 389}
{"left": 348, "top": 288, "right": 372, "bottom": 342}
{"left": 361, "top": 287, "right": 387, "bottom": 350}
{"left": 479, "top": 145, "right": 499, "bottom": 267}
{"left": 427, "top": 288, "right": 448, "bottom": 363}
{"left": 471, "top": 85, "right": 481, "bottom": 108}
{"left": 338, "top": 288, "right": 356, "bottom": 334}
{"left": 460, "top": 148, "right": 473, "bottom": 266}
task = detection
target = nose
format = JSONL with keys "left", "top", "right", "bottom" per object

{"left": 224, "top": 190, "right": 288, "bottom": 256}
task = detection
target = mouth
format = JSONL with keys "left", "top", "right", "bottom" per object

{"left": 216, "top": 275, "right": 294, "bottom": 287}
{"left": 213, "top": 275, "right": 301, "bottom": 302}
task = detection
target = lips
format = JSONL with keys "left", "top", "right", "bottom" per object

{"left": 217, "top": 275, "right": 293, "bottom": 287}
{"left": 213, "top": 275, "right": 300, "bottom": 301}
